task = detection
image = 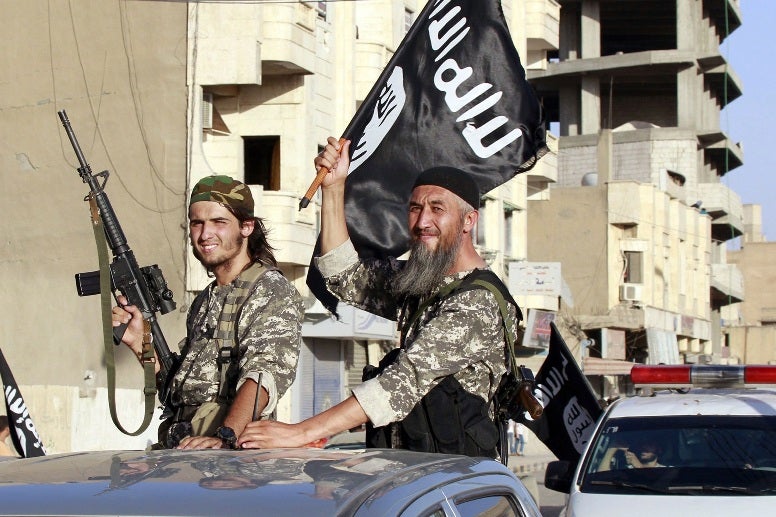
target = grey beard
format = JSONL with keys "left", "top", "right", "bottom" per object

{"left": 392, "top": 237, "right": 462, "bottom": 298}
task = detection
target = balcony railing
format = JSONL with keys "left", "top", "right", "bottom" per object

{"left": 698, "top": 182, "right": 744, "bottom": 241}
{"left": 710, "top": 263, "right": 744, "bottom": 305}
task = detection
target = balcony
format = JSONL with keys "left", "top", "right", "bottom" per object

{"left": 354, "top": 41, "right": 393, "bottom": 100}
{"left": 698, "top": 54, "right": 743, "bottom": 106}
{"left": 528, "top": 49, "right": 696, "bottom": 87}
{"left": 705, "top": 0, "right": 742, "bottom": 39}
{"left": 525, "top": 0, "right": 559, "bottom": 50}
{"left": 255, "top": 189, "right": 318, "bottom": 267}
{"left": 697, "top": 130, "right": 744, "bottom": 175}
{"left": 698, "top": 182, "right": 744, "bottom": 241}
{"left": 194, "top": 3, "right": 264, "bottom": 86}
{"left": 710, "top": 263, "right": 744, "bottom": 306}
{"left": 261, "top": 2, "right": 317, "bottom": 76}
{"left": 527, "top": 132, "right": 558, "bottom": 192}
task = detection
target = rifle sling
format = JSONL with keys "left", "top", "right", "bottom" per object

{"left": 91, "top": 196, "right": 156, "bottom": 436}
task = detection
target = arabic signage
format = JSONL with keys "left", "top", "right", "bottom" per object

{"left": 508, "top": 262, "right": 561, "bottom": 296}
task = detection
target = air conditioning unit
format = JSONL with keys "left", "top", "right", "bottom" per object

{"left": 201, "top": 92, "right": 213, "bottom": 130}
{"left": 619, "top": 283, "right": 643, "bottom": 302}
{"left": 698, "top": 354, "right": 713, "bottom": 365}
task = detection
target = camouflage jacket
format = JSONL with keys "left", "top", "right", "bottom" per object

{"left": 170, "top": 269, "right": 302, "bottom": 416}
{"left": 316, "top": 240, "right": 517, "bottom": 428}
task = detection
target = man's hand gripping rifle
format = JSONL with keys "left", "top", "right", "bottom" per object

{"left": 58, "top": 110, "right": 178, "bottom": 404}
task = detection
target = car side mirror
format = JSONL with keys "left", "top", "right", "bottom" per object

{"left": 544, "top": 460, "right": 574, "bottom": 493}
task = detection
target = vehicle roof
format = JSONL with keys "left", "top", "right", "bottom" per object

{"left": 0, "top": 447, "right": 524, "bottom": 517}
{"left": 606, "top": 388, "right": 776, "bottom": 418}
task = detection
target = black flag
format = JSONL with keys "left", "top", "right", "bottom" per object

{"left": 0, "top": 348, "right": 46, "bottom": 457}
{"left": 519, "top": 323, "right": 602, "bottom": 463}
{"left": 308, "top": 0, "right": 547, "bottom": 312}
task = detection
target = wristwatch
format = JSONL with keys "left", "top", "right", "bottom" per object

{"left": 214, "top": 426, "right": 238, "bottom": 449}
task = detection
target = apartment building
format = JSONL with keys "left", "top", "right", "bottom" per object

{"left": 524, "top": 0, "right": 745, "bottom": 399}
{"left": 723, "top": 205, "right": 776, "bottom": 364}
{"left": 2, "top": 0, "right": 558, "bottom": 451}
{"left": 190, "top": 0, "right": 561, "bottom": 421}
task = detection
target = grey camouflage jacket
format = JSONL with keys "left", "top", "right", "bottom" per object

{"left": 171, "top": 269, "right": 302, "bottom": 416}
{"left": 316, "top": 240, "right": 517, "bottom": 427}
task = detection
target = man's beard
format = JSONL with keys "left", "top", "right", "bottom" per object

{"left": 392, "top": 233, "right": 463, "bottom": 298}
{"left": 193, "top": 234, "right": 245, "bottom": 273}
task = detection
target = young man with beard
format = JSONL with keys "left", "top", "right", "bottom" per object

{"left": 113, "top": 176, "right": 303, "bottom": 449}
{"left": 239, "top": 138, "right": 521, "bottom": 459}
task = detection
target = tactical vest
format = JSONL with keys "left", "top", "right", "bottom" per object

{"left": 183, "top": 261, "right": 272, "bottom": 406}
{"left": 158, "top": 262, "right": 274, "bottom": 448}
{"left": 363, "top": 269, "right": 522, "bottom": 461}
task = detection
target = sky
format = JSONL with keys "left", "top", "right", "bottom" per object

{"left": 723, "top": 0, "right": 776, "bottom": 244}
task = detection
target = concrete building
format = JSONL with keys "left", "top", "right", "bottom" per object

{"left": 1, "top": 0, "right": 558, "bottom": 452}
{"left": 525, "top": 0, "right": 745, "bottom": 399}
{"left": 723, "top": 205, "right": 776, "bottom": 364}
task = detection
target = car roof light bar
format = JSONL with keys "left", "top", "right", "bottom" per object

{"left": 632, "top": 364, "right": 776, "bottom": 388}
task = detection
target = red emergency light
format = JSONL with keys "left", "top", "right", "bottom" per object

{"left": 631, "top": 364, "right": 776, "bottom": 388}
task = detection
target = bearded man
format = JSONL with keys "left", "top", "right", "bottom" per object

{"left": 239, "top": 137, "right": 520, "bottom": 460}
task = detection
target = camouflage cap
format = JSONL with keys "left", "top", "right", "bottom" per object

{"left": 190, "top": 175, "right": 254, "bottom": 217}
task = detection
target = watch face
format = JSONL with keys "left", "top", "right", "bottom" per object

{"left": 218, "top": 427, "right": 236, "bottom": 440}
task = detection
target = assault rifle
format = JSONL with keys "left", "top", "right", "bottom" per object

{"left": 58, "top": 110, "right": 178, "bottom": 400}
{"left": 496, "top": 365, "right": 543, "bottom": 421}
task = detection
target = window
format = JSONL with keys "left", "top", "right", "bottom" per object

{"left": 623, "top": 250, "right": 643, "bottom": 284}
{"left": 581, "top": 415, "right": 776, "bottom": 494}
{"left": 456, "top": 495, "right": 519, "bottom": 517}
{"left": 504, "top": 208, "right": 514, "bottom": 257}
{"left": 244, "top": 136, "right": 280, "bottom": 191}
{"left": 317, "top": 1, "right": 327, "bottom": 20}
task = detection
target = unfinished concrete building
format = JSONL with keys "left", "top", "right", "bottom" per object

{"left": 526, "top": 0, "right": 744, "bottom": 397}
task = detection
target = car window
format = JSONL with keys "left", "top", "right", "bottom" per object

{"left": 579, "top": 415, "right": 776, "bottom": 495}
{"left": 455, "top": 495, "right": 521, "bottom": 517}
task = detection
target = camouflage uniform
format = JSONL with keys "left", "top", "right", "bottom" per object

{"left": 316, "top": 240, "right": 518, "bottom": 428}
{"left": 170, "top": 269, "right": 302, "bottom": 418}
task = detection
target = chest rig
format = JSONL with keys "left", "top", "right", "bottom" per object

{"left": 182, "top": 262, "right": 271, "bottom": 405}
{"left": 364, "top": 268, "right": 523, "bottom": 462}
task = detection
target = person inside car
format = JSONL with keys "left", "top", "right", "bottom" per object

{"left": 599, "top": 437, "right": 665, "bottom": 470}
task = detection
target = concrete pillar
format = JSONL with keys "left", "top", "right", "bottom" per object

{"left": 580, "top": 0, "right": 601, "bottom": 134}
{"left": 675, "top": 1, "right": 699, "bottom": 129}
{"left": 580, "top": 0, "right": 601, "bottom": 58}
{"left": 559, "top": 2, "right": 579, "bottom": 61}
{"left": 581, "top": 77, "right": 601, "bottom": 135}
{"left": 559, "top": 84, "right": 580, "bottom": 136}
{"left": 597, "top": 129, "right": 613, "bottom": 183}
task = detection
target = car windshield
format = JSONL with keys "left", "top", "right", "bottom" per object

{"left": 579, "top": 415, "right": 776, "bottom": 496}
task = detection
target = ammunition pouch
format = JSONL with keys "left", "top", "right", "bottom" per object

{"left": 158, "top": 401, "right": 229, "bottom": 449}
{"left": 363, "top": 349, "right": 499, "bottom": 459}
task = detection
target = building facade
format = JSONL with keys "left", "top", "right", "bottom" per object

{"left": 525, "top": 0, "right": 745, "bottom": 399}
{"left": 723, "top": 204, "right": 776, "bottom": 364}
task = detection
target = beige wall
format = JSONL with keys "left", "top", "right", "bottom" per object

{"left": 727, "top": 241, "right": 776, "bottom": 326}
{"left": 1, "top": 0, "right": 188, "bottom": 451}
{"left": 727, "top": 326, "right": 776, "bottom": 365}
{"left": 527, "top": 185, "right": 610, "bottom": 312}
{"left": 528, "top": 180, "right": 712, "bottom": 348}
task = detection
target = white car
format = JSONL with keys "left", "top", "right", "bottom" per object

{"left": 545, "top": 364, "right": 776, "bottom": 516}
